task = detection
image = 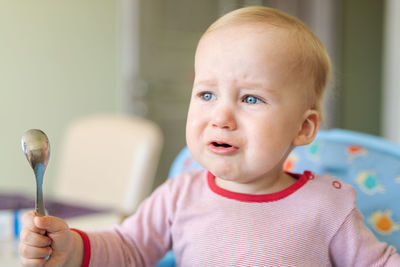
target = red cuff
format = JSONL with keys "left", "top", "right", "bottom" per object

{"left": 70, "top": 228, "right": 91, "bottom": 267}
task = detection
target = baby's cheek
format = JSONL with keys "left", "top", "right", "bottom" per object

{"left": 187, "top": 115, "right": 208, "bottom": 136}
{"left": 246, "top": 143, "right": 284, "bottom": 167}
{"left": 186, "top": 122, "right": 202, "bottom": 153}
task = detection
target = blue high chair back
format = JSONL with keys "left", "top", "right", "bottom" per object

{"left": 157, "top": 128, "right": 400, "bottom": 266}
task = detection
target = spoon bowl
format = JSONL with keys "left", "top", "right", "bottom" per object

{"left": 21, "top": 129, "right": 50, "bottom": 216}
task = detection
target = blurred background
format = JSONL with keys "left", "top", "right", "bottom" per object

{"left": 1, "top": 0, "right": 399, "bottom": 197}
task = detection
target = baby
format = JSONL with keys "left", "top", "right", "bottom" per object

{"left": 19, "top": 6, "right": 400, "bottom": 266}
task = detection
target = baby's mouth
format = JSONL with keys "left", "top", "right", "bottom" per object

{"left": 208, "top": 141, "right": 238, "bottom": 155}
{"left": 212, "top": 142, "right": 232, "bottom": 148}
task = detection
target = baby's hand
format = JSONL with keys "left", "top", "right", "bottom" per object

{"left": 19, "top": 211, "right": 81, "bottom": 267}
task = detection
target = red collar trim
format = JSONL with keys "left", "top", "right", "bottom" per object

{"left": 207, "top": 171, "right": 312, "bottom": 203}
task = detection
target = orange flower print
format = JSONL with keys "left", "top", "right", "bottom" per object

{"left": 369, "top": 210, "right": 400, "bottom": 235}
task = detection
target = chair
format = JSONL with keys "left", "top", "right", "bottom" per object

{"left": 157, "top": 128, "right": 400, "bottom": 266}
{"left": 52, "top": 114, "right": 163, "bottom": 228}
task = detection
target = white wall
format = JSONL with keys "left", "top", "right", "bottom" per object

{"left": 382, "top": 0, "right": 400, "bottom": 143}
{"left": 0, "top": 0, "right": 119, "bottom": 194}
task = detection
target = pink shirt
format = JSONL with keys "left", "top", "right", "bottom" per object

{"left": 84, "top": 169, "right": 400, "bottom": 266}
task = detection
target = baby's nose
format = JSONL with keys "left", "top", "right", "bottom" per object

{"left": 211, "top": 105, "right": 237, "bottom": 130}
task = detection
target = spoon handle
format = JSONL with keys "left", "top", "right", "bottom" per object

{"left": 34, "top": 163, "right": 46, "bottom": 216}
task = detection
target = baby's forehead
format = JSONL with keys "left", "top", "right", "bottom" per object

{"left": 198, "top": 23, "right": 315, "bottom": 97}
{"left": 202, "top": 22, "right": 303, "bottom": 56}
{"left": 199, "top": 23, "right": 304, "bottom": 67}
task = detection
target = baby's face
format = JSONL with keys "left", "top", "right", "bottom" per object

{"left": 186, "top": 24, "right": 317, "bottom": 185}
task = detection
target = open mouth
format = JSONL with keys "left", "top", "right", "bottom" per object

{"left": 212, "top": 142, "right": 232, "bottom": 148}
{"left": 208, "top": 141, "right": 238, "bottom": 154}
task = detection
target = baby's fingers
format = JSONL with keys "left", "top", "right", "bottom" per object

{"left": 22, "top": 211, "right": 46, "bottom": 234}
{"left": 19, "top": 242, "right": 52, "bottom": 260}
{"left": 20, "top": 228, "right": 52, "bottom": 247}
{"left": 20, "top": 257, "right": 47, "bottom": 267}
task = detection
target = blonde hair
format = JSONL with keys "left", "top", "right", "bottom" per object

{"left": 201, "top": 6, "right": 332, "bottom": 114}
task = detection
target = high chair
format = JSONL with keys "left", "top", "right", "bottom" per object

{"left": 52, "top": 114, "right": 163, "bottom": 229}
{"left": 156, "top": 128, "right": 400, "bottom": 266}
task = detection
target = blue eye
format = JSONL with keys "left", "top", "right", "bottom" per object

{"left": 201, "top": 92, "right": 214, "bottom": 101}
{"left": 244, "top": 95, "right": 260, "bottom": 104}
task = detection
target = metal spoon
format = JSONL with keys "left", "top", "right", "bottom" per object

{"left": 21, "top": 129, "right": 50, "bottom": 216}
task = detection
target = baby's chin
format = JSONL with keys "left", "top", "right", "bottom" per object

{"left": 208, "top": 166, "right": 246, "bottom": 182}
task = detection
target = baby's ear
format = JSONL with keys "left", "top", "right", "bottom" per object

{"left": 293, "top": 109, "right": 320, "bottom": 146}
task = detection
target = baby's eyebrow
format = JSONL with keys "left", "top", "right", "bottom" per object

{"left": 192, "top": 80, "right": 278, "bottom": 95}
{"left": 193, "top": 79, "right": 217, "bottom": 87}
{"left": 239, "top": 83, "right": 277, "bottom": 93}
